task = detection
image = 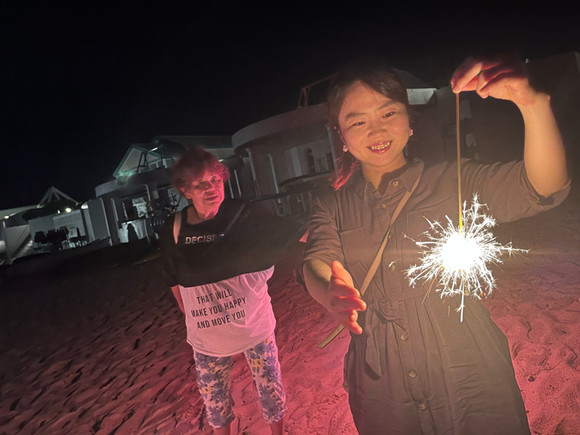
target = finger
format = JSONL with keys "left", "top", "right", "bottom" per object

{"left": 341, "top": 310, "right": 363, "bottom": 335}
{"left": 450, "top": 57, "right": 485, "bottom": 91}
{"left": 330, "top": 279, "right": 362, "bottom": 299}
{"left": 329, "top": 295, "right": 367, "bottom": 312}
{"left": 477, "top": 68, "right": 526, "bottom": 97}
{"left": 451, "top": 57, "right": 502, "bottom": 93}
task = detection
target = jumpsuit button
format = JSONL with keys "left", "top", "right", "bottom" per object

{"left": 400, "top": 332, "right": 409, "bottom": 342}
{"left": 408, "top": 369, "right": 417, "bottom": 379}
{"left": 416, "top": 401, "right": 426, "bottom": 411}
{"left": 379, "top": 203, "right": 386, "bottom": 210}
{"left": 388, "top": 262, "right": 396, "bottom": 271}
{"left": 392, "top": 180, "right": 400, "bottom": 187}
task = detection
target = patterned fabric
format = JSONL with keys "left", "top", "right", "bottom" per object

{"left": 193, "top": 334, "right": 286, "bottom": 429}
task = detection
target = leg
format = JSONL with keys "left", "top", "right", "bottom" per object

{"left": 243, "top": 334, "right": 287, "bottom": 434}
{"left": 193, "top": 350, "right": 236, "bottom": 433}
{"left": 268, "top": 418, "right": 284, "bottom": 435}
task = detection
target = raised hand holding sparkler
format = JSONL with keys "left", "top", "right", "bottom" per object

{"left": 451, "top": 54, "right": 569, "bottom": 197}
{"left": 450, "top": 54, "right": 535, "bottom": 104}
{"left": 406, "top": 54, "right": 569, "bottom": 321}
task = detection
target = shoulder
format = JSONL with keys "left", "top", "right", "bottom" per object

{"left": 224, "top": 198, "right": 244, "bottom": 208}
{"left": 421, "top": 157, "right": 520, "bottom": 176}
{"left": 218, "top": 198, "right": 246, "bottom": 218}
{"left": 219, "top": 198, "right": 242, "bottom": 210}
{"left": 422, "top": 159, "right": 455, "bottom": 176}
{"left": 314, "top": 171, "right": 362, "bottom": 201}
{"left": 308, "top": 184, "right": 343, "bottom": 217}
{"left": 312, "top": 182, "right": 337, "bottom": 201}
{"left": 421, "top": 158, "right": 491, "bottom": 183}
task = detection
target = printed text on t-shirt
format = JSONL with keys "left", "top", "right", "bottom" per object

{"left": 191, "top": 288, "right": 247, "bottom": 329}
{"left": 183, "top": 233, "right": 224, "bottom": 244}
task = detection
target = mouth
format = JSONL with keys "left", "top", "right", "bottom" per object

{"left": 368, "top": 141, "right": 392, "bottom": 152}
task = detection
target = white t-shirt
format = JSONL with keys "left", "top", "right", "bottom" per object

{"left": 179, "top": 266, "right": 276, "bottom": 356}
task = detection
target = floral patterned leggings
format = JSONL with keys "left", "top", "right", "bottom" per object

{"left": 193, "top": 334, "right": 287, "bottom": 429}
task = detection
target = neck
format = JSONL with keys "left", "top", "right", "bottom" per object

{"left": 187, "top": 205, "right": 218, "bottom": 223}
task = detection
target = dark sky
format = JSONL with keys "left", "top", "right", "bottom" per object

{"left": 1, "top": 2, "right": 577, "bottom": 210}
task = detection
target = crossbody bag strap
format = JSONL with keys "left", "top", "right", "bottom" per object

{"left": 317, "top": 173, "right": 422, "bottom": 349}
{"left": 173, "top": 210, "right": 182, "bottom": 244}
{"left": 221, "top": 201, "right": 246, "bottom": 236}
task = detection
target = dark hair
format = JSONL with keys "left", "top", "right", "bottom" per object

{"left": 171, "top": 146, "right": 230, "bottom": 195}
{"left": 327, "top": 57, "right": 411, "bottom": 189}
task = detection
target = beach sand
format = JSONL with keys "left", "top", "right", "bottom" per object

{"left": 1, "top": 187, "right": 579, "bottom": 434}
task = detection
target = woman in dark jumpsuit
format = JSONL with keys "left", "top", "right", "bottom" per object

{"left": 302, "top": 55, "right": 570, "bottom": 434}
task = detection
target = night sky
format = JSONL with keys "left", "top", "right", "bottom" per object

{"left": 1, "top": 2, "right": 577, "bottom": 210}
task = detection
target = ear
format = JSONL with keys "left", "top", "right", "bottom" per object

{"left": 334, "top": 125, "right": 347, "bottom": 148}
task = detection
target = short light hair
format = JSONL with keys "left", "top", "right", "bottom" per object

{"left": 170, "top": 146, "right": 230, "bottom": 196}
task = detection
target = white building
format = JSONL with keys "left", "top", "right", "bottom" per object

{"left": 2, "top": 52, "right": 577, "bottom": 266}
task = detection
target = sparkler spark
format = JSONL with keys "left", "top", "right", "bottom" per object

{"left": 406, "top": 195, "right": 527, "bottom": 321}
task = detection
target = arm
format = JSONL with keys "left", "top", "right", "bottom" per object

{"left": 159, "top": 215, "right": 185, "bottom": 314}
{"left": 303, "top": 259, "right": 366, "bottom": 335}
{"left": 171, "top": 285, "right": 185, "bottom": 314}
{"left": 519, "top": 94, "right": 569, "bottom": 196}
{"left": 451, "top": 55, "right": 570, "bottom": 197}
{"left": 302, "top": 193, "right": 366, "bottom": 334}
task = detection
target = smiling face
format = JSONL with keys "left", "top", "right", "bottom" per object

{"left": 182, "top": 170, "right": 225, "bottom": 220}
{"left": 337, "top": 80, "right": 411, "bottom": 186}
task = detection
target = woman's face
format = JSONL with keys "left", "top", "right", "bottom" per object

{"left": 338, "top": 81, "right": 411, "bottom": 179}
{"left": 183, "top": 169, "right": 225, "bottom": 217}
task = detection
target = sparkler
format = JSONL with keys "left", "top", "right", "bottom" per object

{"left": 405, "top": 195, "right": 527, "bottom": 320}
{"left": 405, "top": 93, "right": 527, "bottom": 321}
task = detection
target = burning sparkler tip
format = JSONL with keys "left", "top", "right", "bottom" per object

{"left": 405, "top": 194, "right": 528, "bottom": 321}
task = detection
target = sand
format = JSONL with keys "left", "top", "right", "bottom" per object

{"left": 0, "top": 186, "right": 579, "bottom": 435}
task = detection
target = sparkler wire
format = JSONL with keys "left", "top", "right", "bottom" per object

{"left": 456, "top": 93, "right": 465, "bottom": 318}
{"left": 456, "top": 93, "right": 463, "bottom": 232}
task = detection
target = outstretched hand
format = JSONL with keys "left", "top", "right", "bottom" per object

{"left": 327, "top": 261, "right": 367, "bottom": 335}
{"left": 450, "top": 54, "right": 541, "bottom": 107}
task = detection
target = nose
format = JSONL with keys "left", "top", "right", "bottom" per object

{"left": 367, "top": 116, "right": 387, "bottom": 138}
{"left": 203, "top": 185, "right": 220, "bottom": 196}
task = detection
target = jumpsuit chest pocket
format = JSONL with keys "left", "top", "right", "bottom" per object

{"left": 338, "top": 226, "right": 379, "bottom": 290}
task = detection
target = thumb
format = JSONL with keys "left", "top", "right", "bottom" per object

{"left": 330, "top": 260, "right": 354, "bottom": 287}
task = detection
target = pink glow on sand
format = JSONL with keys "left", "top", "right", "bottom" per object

{"left": 0, "top": 188, "right": 579, "bottom": 434}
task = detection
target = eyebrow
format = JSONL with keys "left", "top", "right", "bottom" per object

{"left": 342, "top": 101, "right": 398, "bottom": 121}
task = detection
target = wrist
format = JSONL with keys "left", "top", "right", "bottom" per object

{"left": 517, "top": 91, "right": 551, "bottom": 111}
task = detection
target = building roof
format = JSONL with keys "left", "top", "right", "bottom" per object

{"left": 1, "top": 205, "right": 37, "bottom": 220}
{"left": 39, "top": 186, "right": 77, "bottom": 206}
{"left": 153, "top": 135, "right": 233, "bottom": 151}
